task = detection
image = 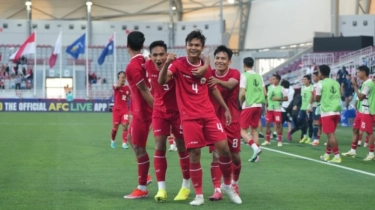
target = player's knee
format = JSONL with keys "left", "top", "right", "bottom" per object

{"left": 211, "top": 151, "right": 219, "bottom": 162}
{"left": 231, "top": 152, "right": 241, "bottom": 165}
{"left": 133, "top": 145, "right": 147, "bottom": 157}
{"left": 113, "top": 124, "right": 119, "bottom": 129}
{"left": 174, "top": 139, "right": 186, "bottom": 152}
{"left": 188, "top": 148, "right": 201, "bottom": 163}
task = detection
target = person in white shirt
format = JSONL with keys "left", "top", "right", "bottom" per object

{"left": 280, "top": 80, "right": 294, "bottom": 135}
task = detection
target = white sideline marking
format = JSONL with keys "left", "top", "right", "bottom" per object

{"left": 261, "top": 147, "right": 375, "bottom": 177}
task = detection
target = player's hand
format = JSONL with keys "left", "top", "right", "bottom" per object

{"left": 225, "top": 109, "right": 232, "bottom": 125}
{"left": 351, "top": 78, "right": 358, "bottom": 88}
{"left": 272, "top": 97, "right": 280, "bottom": 101}
{"left": 293, "top": 106, "right": 297, "bottom": 111}
{"left": 166, "top": 53, "right": 177, "bottom": 63}
{"left": 208, "top": 77, "right": 220, "bottom": 87}
{"left": 191, "top": 65, "right": 207, "bottom": 78}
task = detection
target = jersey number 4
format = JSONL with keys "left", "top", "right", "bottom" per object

{"left": 192, "top": 83, "right": 198, "bottom": 94}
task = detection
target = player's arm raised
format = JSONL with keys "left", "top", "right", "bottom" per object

{"left": 352, "top": 78, "right": 367, "bottom": 101}
{"left": 114, "top": 75, "right": 123, "bottom": 89}
{"left": 158, "top": 53, "right": 175, "bottom": 85}
{"left": 137, "top": 81, "right": 154, "bottom": 108}
{"left": 210, "top": 88, "right": 232, "bottom": 125}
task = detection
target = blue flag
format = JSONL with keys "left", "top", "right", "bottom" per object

{"left": 66, "top": 34, "right": 86, "bottom": 59}
{"left": 98, "top": 36, "right": 114, "bottom": 65}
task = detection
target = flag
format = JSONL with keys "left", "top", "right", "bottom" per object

{"left": 98, "top": 35, "right": 114, "bottom": 65}
{"left": 66, "top": 33, "right": 85, "bottom": 59}
{"left": 49, "top": 31, "right": 62, "bottom": 68}
{"left": 9, "top": 32, "right": 36, "bottom": 61}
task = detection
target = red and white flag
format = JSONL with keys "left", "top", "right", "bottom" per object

{"left": 9, "top": 32, "right": 36, "bottom": 61}
{"left": 49, "top": 31, "right": 62, "bottom": 68}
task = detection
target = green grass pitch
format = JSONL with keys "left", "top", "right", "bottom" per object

{"left": 0, "top": 113, "right": 374, "bottom": 210}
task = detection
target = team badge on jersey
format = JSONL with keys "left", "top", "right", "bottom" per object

{"left": 200, "top": 77, "right": 206, "bottom": 84}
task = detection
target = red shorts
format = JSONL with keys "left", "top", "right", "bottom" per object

{"left": 240, "top": 107, "right": 262, "bottom": 129}
{"left": 112, "top": 109, "right": 129, "bottom": 125}
{"left": 321, "top": 115, "right": 340, "bottom": 134}
{"left": 266, "top": 111, "right": 282, "bottom": 124}
{"left": 353, "top": 112, "right": 362, "bottom": 130}
{"left": 152, "top": 110, "right": 183, "bottom": 139}
{"left": 209, "top": 122, "right": 241, "bottom": 153}
{"left": 182, "top": 117, "right": 227, "bottom": 149}
{"left": 360, "top": 114, "right": 374, "bottom": 134}
{"left": 130, "top": 117, "right": 152, "bottom": 147}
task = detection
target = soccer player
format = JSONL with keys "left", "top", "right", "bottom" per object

{"left": 341, "top": 73, "right": 354, "bottom": 109}
{"left": 262, "top": 74, "right": 288, "bottom": 146}
{"left": 308, "top": 71, "right": 322, "bottom": 146}
{"left": 290, "top": 75, "right": 313, "bottom": 144}
{"left": 207, "top": 45, "right": 243, "bottom": 201}
{"left": 239, "top": 57, "right": 264, "bottom": 162}
{"left": 144, "top": 40, "right": 191, "bottom": 202}
{"left": 280, "top": 80, "right": 294, "bottom": 139}
{"left": 315, "top": 65, "right": 342, "bottom": 163}
{"left": 124, "top": 31, "right": 155, "bottom": 199}
{"left": 349, "top": 65, "right": 375, "bottom": 161}
{"left": 159, "top": 30, "right": 241, "bottom": 206}
{"left": 110, "top": 71, "right": 131, "bottom": 149}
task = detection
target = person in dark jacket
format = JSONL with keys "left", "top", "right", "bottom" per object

{"left": 288, "top": 89, "right": 303, "bottom": 140}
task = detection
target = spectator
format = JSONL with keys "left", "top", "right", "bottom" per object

{"left": 25, "top": 68, "right": 33, "bottom": 85}
{"left": 5, "top": 64, "right": 9, "bottom": 75}
{"left": 22, "top": 67, "right": 26, "bottom": 76}
{"left": 336, "top": 66, "right": 347, "bottom": 86}
{"left": 21, "top": 80, "right": 26, "bottom": 89}
{"left": 66, "top": 91, "right": 74, "bottom": 102}
{"left": 341, "top": 74, "right": 354, "bottom": 109}
{"left": 97, "top": 77, "right": 102, "bottom": 84}
{"left": 0, "top": 79, "right": 4, "bottom": 89}
{"left": 102, "top": 77, "right": 107, "bottom": 84}
{"left": 15, "top": 75, "right": 22, "bottom": 89}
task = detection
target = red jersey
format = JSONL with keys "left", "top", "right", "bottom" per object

{"left": 125, "top": 54, "right": 152, "bottom": 120}
{"left": 113, "top": 84, "right": 130, "bottom": 111}
{"left": 168, "top": 56, "right": 216, "bottom": 121}
{"left": 211, "top": 68, "right": 241, "bottom": 124}
{"left": 144, "top": 60, "right": 178, "bottom": 113}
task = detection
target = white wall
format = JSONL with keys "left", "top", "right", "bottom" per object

{"left": 246, "top": 0, "right": 331, "bottom": 49}
{"left": 339, "top": 15, "right": 375, "bottom": 37}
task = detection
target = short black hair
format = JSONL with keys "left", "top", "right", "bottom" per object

{"left": 127, "top": 31, "right": 145, "bottom": 51}
{"left": 312, "top": 71, "right": 319, "bottom": 76}
{"left": 243, "top": 57, "right": 254, "bottom": 68}
{"left": 281, "top": 80, "right": 290, "bottom": 89}
{"left": 185, "top": 30, "right": 206, "bottom": 47}
{"left": 214, "top": 45, "right": 233, "bottom": 60}
{"left": 149, "top": 40, "right": 167, "bottom": 53}
{"left": 357, "top": 65, "right": 370, "bottom": 76}
{"left": 318, "top": 65, "right": 330, "bottom": 77}
{"left": 273, "top": 74, "right": 281, "bottom": 81}
{"left": 117, "top": 71, "right": 124, "bottom": 78}
{"left": 303, "top": 74, "right": 311, "bottom": 81}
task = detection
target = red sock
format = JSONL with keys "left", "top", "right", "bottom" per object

{"left": 326, "top": 145, "right": 332, "bottom": 155}
{"left": 358, "top": 134, "right": 363, "bottom": 141}
{"left": 219, "top": 156, "right": 232, "bottom": 185}
{"left": 266, "top": 132, "right": 271, "bottom": 142}
{"left": 366, "top": 136, "right": 369, "bottom": 143}
{"left": 248, "top": 139, "right": 255, "bottom": 146}
{"left": 232, "top": 161, "right": 241, "bottom": 182}
{"left": 154, "top": 150, "right": 167, "bottom": 182}
{"left": 332, "top": 147, "right": 339, "bottom": 155}
{"left": 210, "top": 162, "right": 222, "bottom": 188}
{"left": 178, "top": 151, "right": 190, "bottom": 179}
{"left": 351, "top": 142, "right": 358, "bottom": 150}
{"left": 168, "top": 136, "right": 174, "bottom": 145}
{"left": 122, "top": 130, "right": 128, "bottom": 143}
{"left": 190, "top": 162, "right": 203, "bottom": 195}
{"left": 369, "top": 145, "right": 375, "bottom": 152}
{"left": 111, "top": 128, "right": 117, "bottom": 141}
{"left": 137, "top": 154, "right": 150, "bottom": 186}
{"left": 278, "top": 132, "right": 282, "bottom": 142}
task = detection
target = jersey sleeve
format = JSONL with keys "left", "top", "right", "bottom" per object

{"left": 127, "top": 64, "right": 145, "bottom": 86}
{"left": 205, "top": 66, "right": 217, "bottom": 90}
{"left": 361, "top": 85, "right": 370, "bottom": 96}
{"left": 315, "top": 82, "right": 322, "bottom": 96}
{"left": 231, "top": 70, "right": 241, "bottom": 82}
{"left": 168, "top": 61, "right": 178, "bottom": 76}
{"left": 239, "top": 74, "right": 247, "bottom": 88}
